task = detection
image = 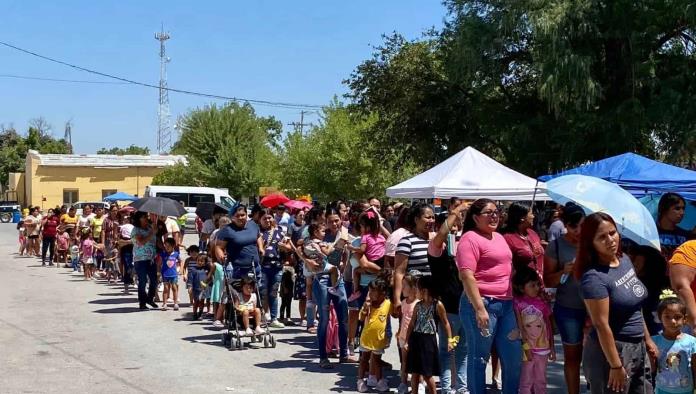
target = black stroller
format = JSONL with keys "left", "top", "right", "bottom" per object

{"left": 220, "top": 267, "right": 276, "bottom": 350}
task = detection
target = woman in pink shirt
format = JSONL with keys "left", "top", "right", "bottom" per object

{"left": 456, "top": 198, "right": 521, "bottom": 394}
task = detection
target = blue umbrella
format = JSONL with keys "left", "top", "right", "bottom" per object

{"left": 103, "top": 191, "right": 138, "bottom": 202}
{"left": 639, "top": 194, "right": 696, "bottom": 230}
{"left": 546, "top": 175, "right": 660, "bottom": 250}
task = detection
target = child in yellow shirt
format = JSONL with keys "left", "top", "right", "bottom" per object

{"left": 357, "top": 278, "right": 391, "bottom": 393}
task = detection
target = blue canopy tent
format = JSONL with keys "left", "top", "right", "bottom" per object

{"left": 539, "top": 153, "right": 696, "bottom": 200}
{"left": 103, "top": 191, "right": 138, "bottom": 202}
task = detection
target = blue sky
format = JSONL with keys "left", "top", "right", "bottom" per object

{"left": 0, "top": 1, "right": 446, "bottom": 153}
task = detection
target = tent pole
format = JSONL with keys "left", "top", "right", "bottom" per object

{"left": 531, "top": 180, "right": 539, "bottom": 204}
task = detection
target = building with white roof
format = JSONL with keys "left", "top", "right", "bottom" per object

{"left": 8, "top": 150, "right": 187, "bottom": 209}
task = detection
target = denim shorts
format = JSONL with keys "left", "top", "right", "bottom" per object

{"left": 554, "top": 303, "right": 587, "bottom": 346}
{"left": 163, "top": 276, "right": 178, "bottom": 285}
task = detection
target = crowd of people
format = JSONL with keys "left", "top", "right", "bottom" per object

{"left": 15, "top": 192, "right": 696, "bottom": 394}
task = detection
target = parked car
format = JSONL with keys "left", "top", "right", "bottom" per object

{"left": 71, "top": 201, "right": 110, "bottom": 216}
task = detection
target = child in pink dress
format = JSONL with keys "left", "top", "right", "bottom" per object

{"left": 348, "top": 209, "right": 386, "bottom": 302}
{"left": 513, "top": 266, "right": 555, "bottom": 394}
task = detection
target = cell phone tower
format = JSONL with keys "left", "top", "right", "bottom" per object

{"left": 155, "top": 25, "right": 172, "bottom": 153}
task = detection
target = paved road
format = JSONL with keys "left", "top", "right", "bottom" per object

{"left": 0, "top": 226, "right": 572, "bottom": 393}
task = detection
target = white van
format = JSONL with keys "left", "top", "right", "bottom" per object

{"left": 143, "top": 186, "right": 236, "bottom": 230}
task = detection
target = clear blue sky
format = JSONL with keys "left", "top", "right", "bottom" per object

{"left": 0, "top": 1, "right": 446, "bottom": 153}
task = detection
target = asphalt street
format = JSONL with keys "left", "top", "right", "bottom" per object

{"left": 0, "top": 226, "right": 571, "bottom": 393}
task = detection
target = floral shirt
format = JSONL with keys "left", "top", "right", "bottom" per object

{"left": 131, "top": 226, "right": 156, "bottom": 262}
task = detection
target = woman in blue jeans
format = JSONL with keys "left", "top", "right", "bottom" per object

{"left": 131, "top": 211, "right": 159, "bottom": 310}
{"left": 258, "top": 208, "right": 293, "bottom": 328}
{"left": 456, "top": 199, "right": 521, "bottom": 394}
{"left": 303, "top": 207, "right": 358, "bottom": 368}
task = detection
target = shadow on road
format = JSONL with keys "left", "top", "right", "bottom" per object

{"left": 88, "top": 298, "right": 138, "bottom": 305}
{"left": 93, "top": 306, "right": 144, "bottom": 314}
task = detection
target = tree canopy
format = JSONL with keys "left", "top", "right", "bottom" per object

{"left": 97, "top": 145, "right": 150, "bottom": 155}
{"left": 346, "top": 0, "right": 696, "bottom": 175}
{"left": 152, "top": 102, "right": 282, "bottom": 198}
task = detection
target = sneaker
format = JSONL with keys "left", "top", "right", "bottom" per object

{"left": 347, "top": 290, "right": 361, "bottom": 303}
{"left": 397, "top": 383, "right": 409, "bottom": 394}
{"left": 300, "top": 320, "right": 307, "bottom": 327}
{"left": 147, "top": 301, "right": 158, "bottom": 309}
{"left": 366, "top": 375, "right": 378, "bottom": 387}
{"left": 244, "top": 328, "right": 254, "bottom": 336}
{"left": 327, "top": 286, "right": 340, "bottom": 296}
{"left": 375, "top": 379, "right": 389, "bottom": 392}
{"left": 173, "top": 304, "right": 179, "bottom": 311}
{"left": 213, "top": 320, "right": 224, "bottom": 328}
{"left": 161, "top": 305, "right": 167, "bottom": 311}
{"left": 254, "top": 326, "right": 265, "bottom": 336}
{"left": 357, "top": 379, "right": 368, "bottom": 393}
{"left": 269, "top": 319, "right": 285, "bottom": 328}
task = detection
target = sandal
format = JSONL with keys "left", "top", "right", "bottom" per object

{"left": 307, "top": 326, "right": 317, "bottom": 334}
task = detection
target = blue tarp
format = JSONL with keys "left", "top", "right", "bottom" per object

{"left": 103, "top": 191, "right": 138, "bottom": 202}
{"left": 539, "top": 153, "right": 696, "bottom": 200}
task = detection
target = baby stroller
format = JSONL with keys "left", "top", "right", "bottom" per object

{"left": 220, "top": 266, "right": 276, "bottom": 350}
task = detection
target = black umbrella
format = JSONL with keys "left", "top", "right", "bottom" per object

{"left": 195, "top": 202, "right": 229, "bottom": 221}
{"left": 128, "top": 197, "right": 187, "bottom": 217}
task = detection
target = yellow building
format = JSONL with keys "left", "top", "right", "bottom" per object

{"left": 9, "top": 150, "right": 187, "bottom": 209}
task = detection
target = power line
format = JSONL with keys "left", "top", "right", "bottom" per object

{"left": 0, "top": 40, "right": 324, "bottom": 110}
{"left": 0, "top": 73, "right": 128, "bottom": 84}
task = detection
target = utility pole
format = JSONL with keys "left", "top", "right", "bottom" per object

{"left": 288, "top": 110, "right": 313, "bottom": 135}
{"left": 155, "top": 25, "right": 172, "bottom": 153}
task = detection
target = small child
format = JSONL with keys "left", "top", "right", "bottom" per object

{"left": 80, "top": 231, "right": 96, "bottom": 280}
{"left": 357, "top": 278, "right": 392, "bottom": 393}
{"left": 397, "top": 274, "right": 419, "bottom": 394}
{"left": 279, "top": 267, "right": 294, "bottom": 324}
{"left": 651, "top": 289, "right": 696, "bottom": 394}
{"left": 56, "top": 229, "right": 70, "bottom": 268}
{"left": 188, "top": 254, "right": 211, "bottom": 320}
{"left": 69, "top": 242, "right": 80, "bottom": 272}
{"left": 184, "top": 245, "right": 200, "bottom": 306}
{"left": 17, "top": 219, "right": 26, "bottom": 256}
{"left": 303, "top": 223, "right": 341, "bottom": 296}
{"left": 94, "top": 244, "right": 105, "bottom": 275}
{"left": 513, "top": 266, "right": 555, "bottom": 394}
{"left": 235, "top": 276, "right": 264, "bottom": 337}
{"left": 405, "top": 275, "right": 453, "bottom": 394}
{"left": 159, "top": 238, "right": 181, "bottom": 311}
{"left": 103, "top": 246, "right": 119, "bottom": 284}
{"left": 349, "top": 209, "right": 386, "bottom": 303}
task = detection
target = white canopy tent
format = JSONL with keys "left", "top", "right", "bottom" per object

{"left": 386, "top": 146, "right": 550, "bottom": 200}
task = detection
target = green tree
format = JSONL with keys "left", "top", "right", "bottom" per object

{"left": 0, "top": 125, "right": 71, "bottom": 186}
{"left": 97, "top": 145, "right": 151, "bottom": 155}
{"left": 347, "top": 1, "right": 696, "bottom": 175}
{"left": 152, "top": 102, "right": 282, "bottom": 198}
{"left": 281, "top": 101, "right": 421, "bottom": 201}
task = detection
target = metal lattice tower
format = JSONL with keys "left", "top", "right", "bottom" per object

{"left": 155, "top": 26, "right": 172, "bottom": 153}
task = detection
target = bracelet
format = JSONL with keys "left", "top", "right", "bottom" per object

{"left": 610, "top": 365, "right": 623, "bottom": 370}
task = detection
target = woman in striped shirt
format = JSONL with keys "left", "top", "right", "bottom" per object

{"left": 392, "top": 203, "right": 435, "bottom": 318}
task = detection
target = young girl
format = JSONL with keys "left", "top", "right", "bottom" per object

{"left": 80, "top": 231, "right": 96, "bottom": 280}
{"left": 397, "top": 274, "right": 419, "bottom": 394}
{"left": 209, "top": 259, "right": 225, "bottom": 328}
{"left": 513, "top": 266, "right": 555, "bottom": 394}
{"left": 235, "top": 276, "right": 265, "bottom": 337}
{"left": 188, "top": 254, "right": 211, "bottom": 321}
{"left": 56, "top": 228, "right": 70, "bottom": 268}
{"left": 405, "top": 275, "right": 453, "bottom": 394}
{"left": 303, "top": 223, "right": 341, "bottom": 296}
{"left": 349, "top": 209, "right": 387, "bottom": 303}
{"left": 357, "top": 278, "right": 392, "bottom": 393}
{"left": 17, "top": 218, "right": 26, "bottom": 256}
{"left": 279, "top": 267, "right": 294, "bottom": 324}
{"left": 651, "top": 289, "right": 696, "bottom": 394}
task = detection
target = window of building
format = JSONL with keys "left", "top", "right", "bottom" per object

{"left": 63, "top": 189, "right": 79, "bottom": 205}
{"left": 102, "top": 189, "right": 117, "bottom": 199}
